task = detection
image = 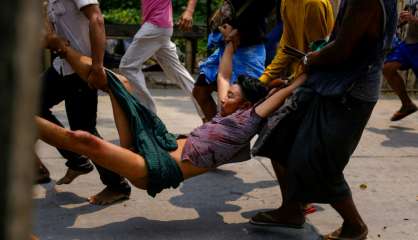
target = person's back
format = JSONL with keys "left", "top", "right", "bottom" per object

{"left": 306, "top": 0, "right": 398, "bottom": 102}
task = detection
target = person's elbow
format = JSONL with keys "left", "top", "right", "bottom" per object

{"left": 89, "top": 12, "right": 105, "bottom": 28}
{"left": 83, "top": 5, "right": 105, "bottom": 28}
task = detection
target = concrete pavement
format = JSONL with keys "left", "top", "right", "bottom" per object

{"left": 34, "top": 89, "right": 418, "bottom": 240}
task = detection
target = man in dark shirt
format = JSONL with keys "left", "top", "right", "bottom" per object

{"left": 251, "top": 0, "right": 397, "bottom": 239}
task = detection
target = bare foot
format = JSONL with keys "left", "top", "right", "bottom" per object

{"left": 56, "top": 168, "right": 91, "bottom": 185}
{"left": 88, "top": 187, "right": 130, "bottom": 205}
{"left": 324, "top": 222, "right": 368, "bottom": 240}
{"left": 36, "top": 161, "right": 51, "bottom": 184}
{"left": 391, "top": 103, "right": 418, "bottom": 121}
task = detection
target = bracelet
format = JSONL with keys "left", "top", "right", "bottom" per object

{"left": 302, "top": 55, "right": 309, "bottom": 66}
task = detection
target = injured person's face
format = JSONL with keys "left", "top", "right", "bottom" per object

{"left": 220, "top": 84, "right": 251, "bottom": 117}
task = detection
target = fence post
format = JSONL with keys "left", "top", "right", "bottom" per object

{"left": 185, "top": 38, "right": 197, "bottom": 74}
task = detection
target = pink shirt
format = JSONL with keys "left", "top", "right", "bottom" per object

{"left": 141, "top": 0, "right": 173, "bottom": 28}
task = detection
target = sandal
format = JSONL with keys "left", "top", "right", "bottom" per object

{"left": 304, "top": 205, "right": 317, "bottom": 215}
{"left": 249, "top": 211, "right": 304, "bottom": 229}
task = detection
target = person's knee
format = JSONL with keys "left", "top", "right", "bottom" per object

{"left": 383, "top": 62, "right": 400, "bottom": 76}
{"left": 130, "top": 176, "right": 148, "bottom": 190}
{"left": 67, "top": 130, "right": 103, "bottom": 155}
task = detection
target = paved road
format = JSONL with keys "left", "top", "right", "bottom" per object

{"left": 34, "top": 89, "right": 418, "bottom": 240}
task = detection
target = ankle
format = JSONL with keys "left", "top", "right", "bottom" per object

{"left": 342, "top": 221, "right": 368, "bottom": 233}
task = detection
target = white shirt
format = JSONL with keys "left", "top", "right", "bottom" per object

{"left": 47, "top": 0, "right": 99, "bottom": 75}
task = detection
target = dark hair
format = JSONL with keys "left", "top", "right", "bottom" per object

{"left": 236, "top": 75, "right": 268, "bottom": 104}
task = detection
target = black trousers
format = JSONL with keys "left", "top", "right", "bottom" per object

{"left": 39, "top": 67, "right": 130, "bottom": 194}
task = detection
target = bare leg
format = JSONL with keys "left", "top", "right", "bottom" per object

{"left": 36, "top": 117, "right": 149, "bottom": 189}
{"left": 192, "top": 83, "right": 218, "bottom": 122}
{"left": 250, "top": 161, "right": 305, "bottom": 227}
{"left": 35, "top": 154, "right": 51, "bottom": 184}
{"left": 37, "top": 117, "right": 210, "bottom": 189}
{"left": 325, "top": 196, "right": 368, "bottom": 239}
{"left": 46, "top": 34, "right": 133, "bottom": 92}
{"left": 383, "top": 62, "right": 417, "bottom": 121}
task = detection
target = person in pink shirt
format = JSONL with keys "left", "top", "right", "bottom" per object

{"left": 119, "top": 0, "right": 202, "bottom": 116}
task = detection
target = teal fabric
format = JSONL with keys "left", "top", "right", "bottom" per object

{"left": 106, "top": 70, "right": 184, "bottom": 197}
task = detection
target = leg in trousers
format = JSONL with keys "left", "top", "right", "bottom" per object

{"left": 64, "top": 73, "right": 131, "bottom": 205}
{"left": 119, "top": 25, "right": 166, "bottom": 113}
{"left": 39, "top": 67, "right": 94, "bottom": 180}
{"left": 154, "top": 39, "right": 205, "bottom": 118}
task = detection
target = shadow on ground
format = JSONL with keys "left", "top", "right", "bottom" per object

{"left": 34, "top": 170, "right": 321, "bottom": 240}
{"left": 367, "top": 126, "right": 418, "bottom": 148}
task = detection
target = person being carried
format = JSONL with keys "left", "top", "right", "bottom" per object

{"left": 36, "top": 25, "right": 306, "bottom": 199}
{"left": 383, "top": 2, "right": 418, "bottom": 121}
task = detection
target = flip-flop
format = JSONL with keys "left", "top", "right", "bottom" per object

{"left": 304, "top": 205, "right": 317, "bottom": 215}
{"left": 390, "top": 105, "right": 418, "bottom": 121}
{"left": 249, "top": 212, "right": 304, "bottom": 229}
{"left": 322, "top": 227, "right": 368, "bottom": 240}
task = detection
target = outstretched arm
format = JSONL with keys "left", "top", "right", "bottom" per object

{"left": 255, "top": 73, "right": 307, "bottom": 118}
{"left": 216, "top": 24, "right": 239, "bottom": 103}
{"left": 45, "top": 34, "right": 134, "bottom": 149}
{"left": 217, "top": 42, "right": 235, "bottom": 104}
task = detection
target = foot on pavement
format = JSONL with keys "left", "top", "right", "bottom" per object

{"left": 88, "top": 187, "right": 130, "bottom": 205}
{"left": 322, "top": 223, "right": 368, "bottom": 240}
{"left": 390, "top": 103, "right": 418, "bottom": 121}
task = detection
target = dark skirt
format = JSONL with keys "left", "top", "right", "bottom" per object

{"left": 253, "top": 87, "right": 375, "bottom": 203}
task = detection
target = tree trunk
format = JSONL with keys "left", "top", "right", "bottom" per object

{"left": 0, "top": 0, "right": 41, "bottom": 239}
